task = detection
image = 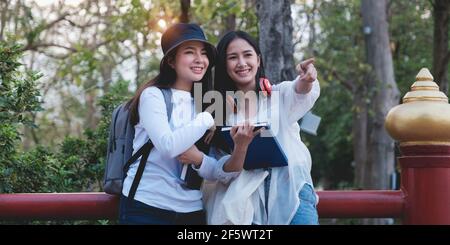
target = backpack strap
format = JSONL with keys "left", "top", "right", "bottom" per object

{"left": 160, "top": 88, "right": 173, "bottom": 122}
{"left": 126, "top": 87, "right": 173, "bottom": 200}
{"left": 127, "top": 140, "right": 152, "bottom": 200}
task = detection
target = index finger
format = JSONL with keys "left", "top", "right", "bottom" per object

{"left": 299, "top": 58, "right": 315, "bottom": 70}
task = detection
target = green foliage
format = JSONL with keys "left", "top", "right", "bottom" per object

{"left": 0, "top": 124, "right": 20, "bottom": 166}
{"left": 304, "top": 82, "right": 355, "bottom": 189}
{"left": 389, "top": 0, "right": 433, "bottom": 95}
{"left": 302, "top": 0, "right": 364, "bottom": 189}
{"left": 191, "top": 0, "right": 258, "bottom": 42}
{"left": 5, "top": 146, "right": 56, "bottom": 193}
{"left": 0, "top": 41, "right": 43, "bottom": 192}
{"left": 0, "top": 43, "right": 43, "bottom": 125}
{"left": 303, "top": 0, "right": 436, "bottom": 189}
{"left": 0, "top": 39, "right": 131, "bottom": 194}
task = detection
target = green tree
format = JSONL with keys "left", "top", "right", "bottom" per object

{"left": 389, "top": 0, "right": 433, "bottom": 95}
{"left": 302, "top": 0, "right": 434, "bottom": 190}
{"left": 301, "top": 0, "right": 366, "bottom": 189}
{"left": 0, "top": 41, "right": 43, "bottom": 192}
{"left": 431, "top": 0, "right": 449, "bottom": 94}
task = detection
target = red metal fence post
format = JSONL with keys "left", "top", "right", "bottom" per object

{"left": 398, "top": 146, "right": 450, "bottom": 224}
{"left": 386, "top": 68, "right": 450, "bottom": 224}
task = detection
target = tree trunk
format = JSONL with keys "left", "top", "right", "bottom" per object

{"left": 225, "top": 14, "right": 236, "bottom": 32}
{"left": 0, "top": 0, "right": 9, "bottom": 41}
{"left": 100, "top": 63, "right": 113, "bottom": 93}
{"left": 432, "top": 0, "right": 449, "bottom": 94}
{"left": 361, "top": 0, "right": 400, "bottom": 224}
{"left": 256, "top": 0, "right": 296, "bottom": 83}
{"left": 353, "top": 86, "right": 368, "bottom": 188}
{"left": 307, "top": 1, "right": 317, "bottom": 57}
{"left": 219, "top": 14, "right": 236, "bottom": 39}
{"left": 361, "top": 0, "right": 399, "bottom": 190}
{"left": 180, "top": 0, "right": 190, "bottom": 23}
{"left": 85, "top": 91, "right": 99, "bottom": 130}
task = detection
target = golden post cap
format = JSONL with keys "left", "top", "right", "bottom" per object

{"left": 385, "top": 68, "right": 450, "bottom": 146}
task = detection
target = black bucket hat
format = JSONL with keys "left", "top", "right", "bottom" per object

{"left": 161, "top": 23, "right": 216, "bottom": 65}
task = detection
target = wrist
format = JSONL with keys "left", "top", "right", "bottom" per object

{"left": 296, "top": 79, "right": 313, "bottom": 94}
{"left": 193, "top": 153, "right": 204, "bottom": 167}
{"left": 233, "top": 145, "right": 248, "bottom": 154}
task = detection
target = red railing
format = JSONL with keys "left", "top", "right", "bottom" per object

{"left": 317, "top": 190, "right": 404, "bottom": 218}
{"left": 0, "top": 192, "right": 118, "bottom": 220}
{"left": 0, "top": 143, "right": 449, "bottom": 223}
{"left": 2, "top": 144, "right": 449, "bottom": 224}
{"left": 0, "top": 190, "right": 405, "bottom": 221}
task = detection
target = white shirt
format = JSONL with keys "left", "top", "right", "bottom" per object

{"left": 122, "top": 86, "right": 238, "bottom": 213}
{"left": 203, "top": 78, "right": 320, "bottom": 224}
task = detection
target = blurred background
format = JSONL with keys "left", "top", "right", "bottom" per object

{"left": 1, "top": 0, "right": 448, "bottom": 224}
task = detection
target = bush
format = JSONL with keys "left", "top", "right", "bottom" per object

{"left": 1, "top": 40, "right": 131, "bottom": 194}
{"left": 0, "top": 42, "right": 43, "bottom": 193}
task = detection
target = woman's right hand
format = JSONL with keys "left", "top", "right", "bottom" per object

{"left": 223, "top": 122, "right": 262, "bottom": 173}
{"left": 230, "top": 121, "right": 261, "bottom": 149}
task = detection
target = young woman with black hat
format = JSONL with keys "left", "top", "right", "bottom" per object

{"left": 119, "top": 23, "right": 252, "bottom": 225}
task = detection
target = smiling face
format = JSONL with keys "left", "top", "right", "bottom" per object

{"left": 225, "top": 38, "right": 260, "bottom": 92}
{"left": 170, "top": 40, "right": 209, "bottom": 91}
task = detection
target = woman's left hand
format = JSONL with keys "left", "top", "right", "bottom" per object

{"left": 177, "top": 145, "right": 204, "bottom": 166}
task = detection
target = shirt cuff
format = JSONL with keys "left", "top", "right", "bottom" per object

{"left": 194, "top": 154, "right": 239, "bottom": 183}
{"left": 192, "top": 154, "right": 214, "bottom": 179}
{"left": 215, "top": 155, "right": 240, "bottom": 183}
{"left": 292, "top": 78, "right": 319, "bottom": 99}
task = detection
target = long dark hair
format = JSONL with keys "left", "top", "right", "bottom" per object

{"left": 214, "top": 31, "right": 266, "bottom": 95}
{"left": 214, "top": 31, "right": 271, "bottom": 124}
{"left": 128, "top": 44, "right": 215, "bottom": 126}
{"left": 210, "top": 31, "right": 268, "bottom": 152}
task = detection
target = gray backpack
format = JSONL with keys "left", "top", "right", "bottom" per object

{"left": 103, "top": 88, "right": 172, "bottom": 200}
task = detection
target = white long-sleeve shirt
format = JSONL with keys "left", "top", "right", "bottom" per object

{"left": 122, "top": 86, "right": 238, "bottom": 213}
{"left": 203, "top": 78, "right": 320, "bottom": 224}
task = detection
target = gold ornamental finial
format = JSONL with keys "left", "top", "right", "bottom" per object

{"left": 403, "top": 68, "right": 447, "bottom": 103}
{"left": 385, "top": 68, "right": 450, "bottom": 146}
{"left": 415, "top": 68, "right": 434, "bottom": 82}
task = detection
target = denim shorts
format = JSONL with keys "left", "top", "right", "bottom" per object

{"left": 289, "top": 184, "right": 319, "bottom": 225}
{"left": 119, "top": 195, "right": 206, "bottom": 225}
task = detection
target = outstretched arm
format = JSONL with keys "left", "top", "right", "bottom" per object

{"left": 275, "top": 57, "right": 320, "bottom": 124}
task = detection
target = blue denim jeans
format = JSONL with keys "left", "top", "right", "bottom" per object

{"left": 119, "top": 195, "right": 206, "bottom": 225}
{"left": 289, "top": 184, "right": 319, "bottom": 225}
